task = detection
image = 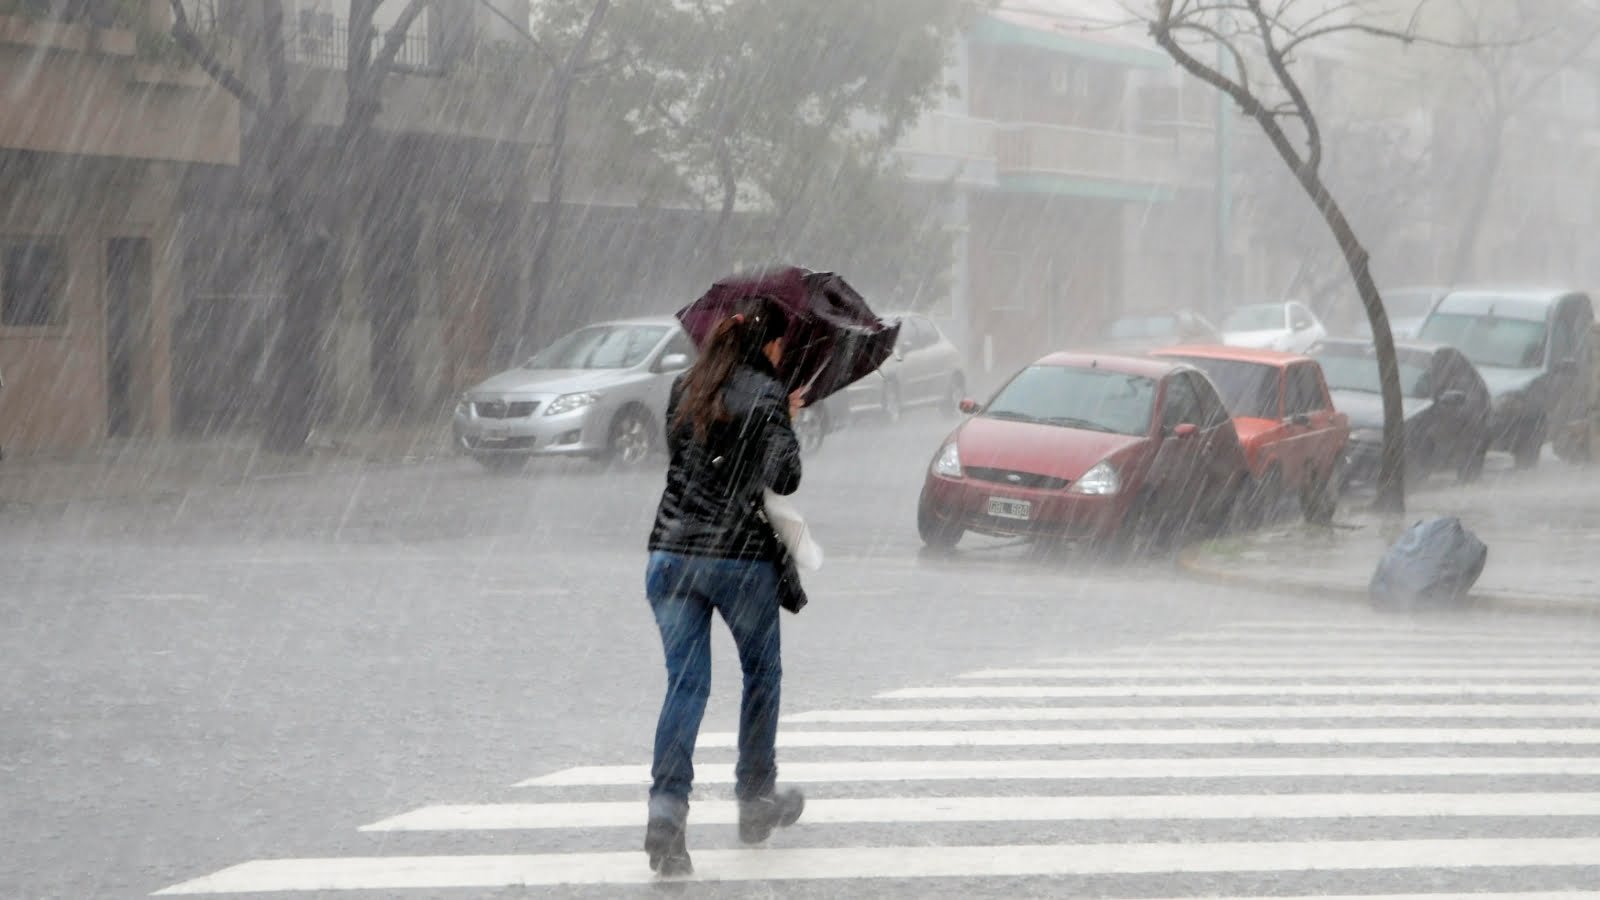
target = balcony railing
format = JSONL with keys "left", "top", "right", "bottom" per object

{"left": 0, "top": 0, "right": 130, "bottom": 28}
{"left": 287, "top": 14, "right": 433, "bottom": 72}
{"left": 897, "top": 112, "right": 996, "bottom": 162}
{"left": 995, "top": 122, "right": 1180, "bottom": 185}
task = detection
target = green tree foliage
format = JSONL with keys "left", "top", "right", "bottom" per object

{"left": 606, "top": 0, "right": 982, "bottom": 307}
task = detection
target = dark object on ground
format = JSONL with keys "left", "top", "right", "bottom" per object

{"left": 645, "top": 795, "right": 692, "bottom": 876}
{"left": 1369, "top": 516, "right": 1487, "bottom": 610}
{"left": 739, "top": 788, "right": 806, "bottom": 843}
{"left": 677, "top": 267, "right": 900, "bottom": 405}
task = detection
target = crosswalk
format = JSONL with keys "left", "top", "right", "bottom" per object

{"left": 156, "top": 618, "right": 1600, "bottom": 896}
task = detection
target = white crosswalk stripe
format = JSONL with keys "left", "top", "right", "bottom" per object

{"left": 880, "top": 682, "right": 1600, "bottom": 698}
{"left": 155, "top": 618, "right": 1600, "bottom": 896}
{"left": 965, "top": 665, "right": 1600, "bottom": 677}
{"left": 151, "top": 840, "right": 1600, "bottom": 893}
{"left": 783, "top": 703, "right": 1600, "bottom": 723}
{"left": 517, "top": 755, "right": 1600, "bottom": 786}
{"left": 363, "top": 793, "right": 1600, "bottom": 831}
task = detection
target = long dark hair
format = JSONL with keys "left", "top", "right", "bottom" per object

{"left": 675, "top": 295, "right": 789, "bottom": 442}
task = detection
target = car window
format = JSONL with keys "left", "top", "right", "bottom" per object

{"left": 984, "top": 365, "right": 1155, "bottom": 436}
{"left": 525, "top": 325, "right": 670, "bottom": 370}
{"left": 1222, "top": 304, "right": 1286, "bottom": 332}
{"left": 1188, "top": 372, "right": 1233, "bottom": 428}
{"left": 893, "top": 320, "right": 912, "bottom": 352}
{"left": 1284, "top": 364, "right": 1326, "bottom": 415}
{"left": 894, "top": 318, "right": 928, "bottom": 353}
{"left": 657, "top": 330, "right": 694, "bottom": 367}
{"left": 1166, "top": 356, "right": 1278, "bottom": 419}
{"left": 1161, "top": 374, "right": 1202, "bottom": 430}
{"left": 1312, "top": 345, "right": 1434, "bottom": 398}
{"left": 1418, "top": 312, "right": 1548, "bottom": 369}
{"left": 1107, "top": 315, "right": 1177, "bottom": 340}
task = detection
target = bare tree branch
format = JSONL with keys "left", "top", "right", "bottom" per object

{"left": 169, "top": 0, "right": 260, "bottom": 110}
{"left": 1250, "top": 0, "right": 1320, "bottom": 170}
{"left": 1165, "top": 19, "right": 1256, "bottom": 99}
{"left": 1148, "top": 0, "right": 1419, "bottom": 511}
{"left": 1151, "top": 7, "right": 1274, "bottom": 127}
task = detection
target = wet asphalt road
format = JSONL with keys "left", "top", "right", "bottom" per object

{"left": 5, "top": 413, "right": 1600, "bottom": 898}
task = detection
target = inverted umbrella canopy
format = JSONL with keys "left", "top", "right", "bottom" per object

{"left": 675, "top": 266, "right": 901, "bottom": 404}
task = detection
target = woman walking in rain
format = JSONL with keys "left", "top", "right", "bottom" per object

{"left": 643, "top": 295, "right": 807, "bottom": 876}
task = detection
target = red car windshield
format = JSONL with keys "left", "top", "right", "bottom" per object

{"left": 984, "top": 365, "right": 1155, "bottom": 436}
{"left": 1168, "top": 357, "right": 1279, "bottom": 419}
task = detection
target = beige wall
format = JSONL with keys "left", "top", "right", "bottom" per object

{"left": 0, "top": 8, "right": 239, "bottom": 453}
{"left": 0, "top": 159, "right": 182, "bottom": 454}
{"left": 0, "top": 15, "right": 239, "bottom": 166}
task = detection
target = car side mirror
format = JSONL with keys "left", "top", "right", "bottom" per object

{"left": 1286, "top": 413, "right": 1312, "bottom": 427}
{"left": 959, "top": 398, "right": 982, "bottom": 415}
{"left": 658, "top": 353, "right": 691, "bottom": 372}
{"left": 1438, "top": 389, "right": 1467, "bottom": 407}
{"left": 1173, "top": 423, "right": 1199, "bottom": 439}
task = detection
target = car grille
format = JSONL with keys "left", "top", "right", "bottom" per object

{"left": 474, "top": 400, "right": 539, "bottom": 419}
{"left": 465, "top": 435, "right": 538, "bottom": 451}
{"left": 966, "top": 466, "right": 1071, "bottom": 490}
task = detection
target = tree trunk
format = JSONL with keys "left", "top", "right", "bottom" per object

{"left": 255, "top": 1, "right": 330, "bottom": 454}
{"left": 523, "top": 0, "right": 611, "bottom": 352}
{"left": 365, "top": 216, "right": 418, "bottom": 418}
{"left": 1248, "top": 114, "right": 1408, "bottom": 511}
{"left": 711, "top": 135, "right": 738, "bottom": 262}
{"left": 1313, "top": 183, "right": 1408, "bottom": 512}
{"left": 264, "top": 231, "right": 335, "bottom": 453}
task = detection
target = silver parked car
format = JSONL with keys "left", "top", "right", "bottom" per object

{"left": 453, "top": 317, "right": 694, "bottom": 472}
{"left": 841, "top": 312, "right": 965, "bottom": 421}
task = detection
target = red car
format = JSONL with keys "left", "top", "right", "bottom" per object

{"left": 1151, "top": 345, "right": 1349, "bottom": 522}
{"left": 917, "top": 353, "right": 1251, "bottom": 552}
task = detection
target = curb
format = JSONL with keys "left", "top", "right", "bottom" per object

{"left": 1177, "top": 544, "right": 1600, "bottom": 620}
{"left": 0, "top": 448, "right": 446, "bottom": 509}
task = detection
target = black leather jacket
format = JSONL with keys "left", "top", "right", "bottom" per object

{"left": 648, "top": 359, "right": 802, "bottom": 560}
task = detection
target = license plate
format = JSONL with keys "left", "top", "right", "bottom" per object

{"left": 482, "top": 425, "right": 510, "bottom": 440}
{"left": 988, "top": 497, "right": 1032, "bottom": 520}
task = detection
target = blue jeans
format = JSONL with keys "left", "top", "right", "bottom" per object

{"left": 646, "top": 551, "right": 782, "bottom": 805}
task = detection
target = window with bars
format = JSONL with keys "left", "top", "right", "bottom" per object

{"left": 0, "top": 238, "right": 66, "bottom": 329}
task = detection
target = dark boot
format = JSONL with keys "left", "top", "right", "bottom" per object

{"left": 644, "top": 796, "right": 692, "bottom": 876}
{"left": 738, "top": 787, "right": 805, "bottom": 844}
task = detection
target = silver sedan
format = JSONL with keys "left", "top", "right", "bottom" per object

{"left": 453, "top": 317, "right": 694, "bottom": 472}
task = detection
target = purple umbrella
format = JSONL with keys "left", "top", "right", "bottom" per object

{"left": 675, "top": 266, "right": 901, "bottom": 405}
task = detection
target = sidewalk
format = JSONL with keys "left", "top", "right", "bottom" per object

{"left": 0, "top": 421, "right": 453, "bottom": 508}
{"left": 1182, "top": 464, "right": 1600, "bottom": 615}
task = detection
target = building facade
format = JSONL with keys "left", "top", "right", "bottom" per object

{"left": 895, "top": 4, "right": 1204, "bottom": 383}
{"left": 0, "top": 1, "right": 239, "bottom": 454}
